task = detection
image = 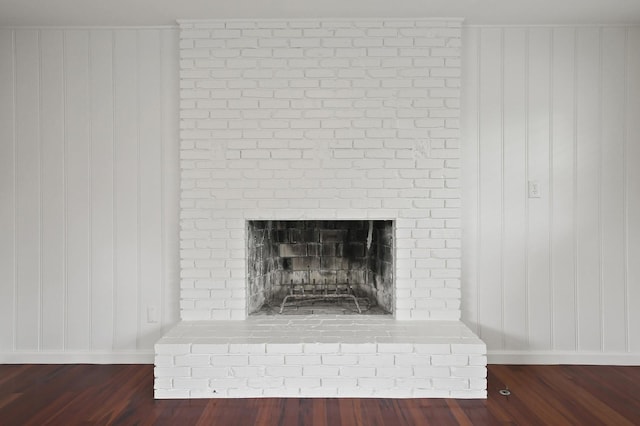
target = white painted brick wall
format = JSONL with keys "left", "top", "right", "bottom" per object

{"left": 178, "top": 19, "right": 462, "bottom": 321}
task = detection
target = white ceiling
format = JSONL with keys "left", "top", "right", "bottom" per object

{"left": 1, "top": 0, "right": 639, "bottom": 26}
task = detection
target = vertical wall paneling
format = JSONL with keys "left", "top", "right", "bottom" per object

{"left": 64, "top": 30, "right": 91, "bottom": 350}
{"left": 0, "top": 28, "right": 178, "bottom": 361}
{"left": 477, "top": 28, "right": 504, "bottom": 349}
{"left": 113, "top": 30, "right": 140, "bottom": 350}
{"left": 161, "top": 29, "right": 180, "bottom": 330}
{"left": 461, "top": 27, "right": 481, "bottom": 333}
{"left": 0, "top": 30, "right": 16, "bottom": 351}
{"left": 600, "top": 28, "right": 627, "bottom": 352}
{"left": 40, "top": 30, "right": 66, "bottom": 350}
{"left": 138, "top": 30, "right": 163, "bottom": 348}
{"left": 15, "top": 30, "right": 41, "bottom": 351}
{"left": 3, "top": 23, "right": 638, "bottom": 362}
{"left": 463, "top": 25, "right": 640, "bottom": 360}
{"left": 550, "top": 27, "right": 577, "bottom": 351}
{"left": 575, "top": 27, "right": 602, "bottom": 352}
{"left": 627, "top": 28, "right": 640, "bottom": 353}
{"left": 502, "top": 28, "right": 528, "bottom": 350}
{"left": 89, "top": 29, "right": 115, "bottom": 351}
{"left": 525, "top": 28, "right": 552, "bottom": 351}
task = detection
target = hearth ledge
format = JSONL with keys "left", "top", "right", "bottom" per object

{"left": 154, "top": 316, "right": 486, "bottom": 399}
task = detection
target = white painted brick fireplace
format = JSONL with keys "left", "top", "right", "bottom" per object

{"left": 155, "top": 18, "right": 487, "bottom": 399}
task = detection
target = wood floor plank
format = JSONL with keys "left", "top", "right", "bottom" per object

{"left": 455, "top": 399, "right": 500, "bottom": 425}
{"left": 384, "top": 399, "right": 415, "bottom": 425}
{"left": 444, "top": 399, "right": 474, "bottom": 426}
{"left": 325, "top": 397, "right": 343, "bottom": 426}
{"left": 0, "top": 365, "right": 29, "bottom": 389}
{"left": 359, "top": 399, "right": 387, "bottom": 426}
{"left": 0, "top": 394, "right": 22, "bottom": 411}
{"left": 310, "top": 398, "right": 328, "bottom": 426}
{"left": 535, "top": 365, "right": 637, "bottom": 426}
{"left": 419, "top": 399, "right": 464, "bottom": 425}
{"left": 568, "top": 365, "right": 640, "bottom": 423}
{"left": 338, "top": 399, "right": 362, "bottom": 426}
{"left": 490, "top": 364, "right": 583, "bottom": 424}
{"left": 486, "top": 365, "right": 553, "bottom": 425}
{"left": 253, "top": 398, "right": 282, "bottom": 426}
{"left": 0, "top": 365, "right": 639, "bottom": 425}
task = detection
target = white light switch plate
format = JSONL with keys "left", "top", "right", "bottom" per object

{"left": 528, "top": 180, "right": 541, "bottom": 198}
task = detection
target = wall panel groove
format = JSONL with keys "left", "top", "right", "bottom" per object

{"left": 37, "top": 29, "right": 43, "bottom": 351}
{"left": 87, "top": 29, "right": 93, "bottom": 351}
{"left": 626, "top": 27, "right": 640, "bottom": 354}
{"left": 523, "top": 28, "right": 530, "bottom": 348}
{"left": 475, "top": 28, "right": 481, "bottom": 339}
{"left": 502, "top": 28, "right": 527, "bottom": 351}
{"left": 135, "top": 30, "right": 141, "bottom": 351}
{"left": 622, "top": 27, "right": 629, "bottom": 352}
{"left": 15, "top": 29, "right": 42, "bottom": 351}
{"left": 0, "top": 29, "right": 18, "bottom": 352}
{"left": 597, "top": 27, "right": 604, "bottom": 352}
{"left": 12, "top": 30, "right": 17, "bottom": 353}
{"left": 499, "top": 28, "right": 505, "bottom": 351}
{"left": 547, "top": 28, "right": 555, "bottom": 350}
{"left": 111, "top": 30, "right": 118, "bottom": 352}
{"left": 601, "top": 27, "right": 627, "bottom": 353}
{"left": 61, "top": 29, "right": 68, "bottom": 351}
{"left": 572, "top": 28, "right": 579, "bottom": 351}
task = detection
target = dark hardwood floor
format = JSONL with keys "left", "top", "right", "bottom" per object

{"left": 1, "top": 364, "right": 639, "bottom": 425}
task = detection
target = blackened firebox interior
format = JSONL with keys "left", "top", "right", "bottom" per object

{"left": 247, "top": 220, "right": 393, "bottom": 315}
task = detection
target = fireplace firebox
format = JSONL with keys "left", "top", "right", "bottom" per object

{"left": 247, "top": 220, "right": 393, "bottom": 315}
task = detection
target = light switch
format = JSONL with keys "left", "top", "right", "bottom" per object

{"left": 528, "top": 180, "right": 541, "bottom": 198}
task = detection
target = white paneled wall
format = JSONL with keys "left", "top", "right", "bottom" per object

{"left": 0, "top": 28, "right": 180, "bottom": 362}
{"left": 2, "top": 23, "right": 639, "bottom": 365}
{"left": 462, "top": 26, "right": 640, "bottom": 363}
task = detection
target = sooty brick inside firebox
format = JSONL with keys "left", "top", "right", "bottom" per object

{"left": 247, "top": 220, "right": 394, "bottom": 315}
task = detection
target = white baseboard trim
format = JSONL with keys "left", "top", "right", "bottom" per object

{"left": 0, "top": 351, "right": 154, "bottom": 364}
{"left": 488, "top": 351, "right": 640, "bottom": 365}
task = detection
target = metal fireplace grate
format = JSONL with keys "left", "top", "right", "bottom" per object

{"left": 279, "top": 278, "right": 364, "bottom": 314}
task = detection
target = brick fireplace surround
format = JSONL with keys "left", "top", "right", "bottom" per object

{"left": 155, "top": 18, "right": 487, "bottom": 399}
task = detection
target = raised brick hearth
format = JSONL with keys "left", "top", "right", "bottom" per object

{"left": 155, "top": 17, "right": 487, "bottom": 399}
{"left": 156, "top": 317, "right": 485, "bottom": 398}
